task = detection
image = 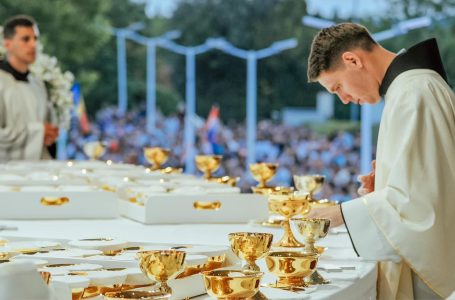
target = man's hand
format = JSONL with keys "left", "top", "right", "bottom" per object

{"left": 357, "top": 160, "right": 376, "bottom": 196}
{"left": 307, "top": 205, "right": 344, "bottom": 228}
{"left": 44, "top": 123, "right": 59, "bottom": 146}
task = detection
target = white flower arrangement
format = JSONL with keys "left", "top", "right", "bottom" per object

{"left": 0, "top": 26, "right": 74, "bottom": 129}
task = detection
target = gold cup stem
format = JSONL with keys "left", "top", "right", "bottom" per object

{"left": 274, "top": 219, "right": 305, "bottom": 248}
{"left": 244, "top": 259, "right": 261, "bottom": 272}
{"left": 157, "top": 282, "right": 172, "bottom": 294}
{"left": 204, "top": 170, "right": 212, "bottom": 179}
{"left": 304, "top": 236, "right": 317, "bottom": 254}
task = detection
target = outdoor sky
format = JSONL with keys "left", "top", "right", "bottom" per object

{"left": 131, "top": 0, "right": 389, "bottom": 19}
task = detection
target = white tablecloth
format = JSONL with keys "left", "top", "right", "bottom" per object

{"left": 0, "top": 218, "right": 377, "bottom": 300}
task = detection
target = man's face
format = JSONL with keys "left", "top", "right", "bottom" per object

{"left": 317, "top": 53, "right": 381, "bottom": 105}
{"left": 3, "top": 25, "right": 39, "bottom": 66}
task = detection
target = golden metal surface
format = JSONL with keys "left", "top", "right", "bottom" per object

{"left": 202, "top": 269, "right": 263, "bottom": 299}
{"left": 292, "top": 217, "right": 331, "bottom": 285}
{"left": 265, "top": 251, "right": 319, "bottom": 290}
{"left": 0, "top": 238, "right": 8, "bottom": 247}
{"left": 193, "top": 201, "right": 222, "bottom": 211}
{"left": 208, "top": 175, "right": 239, "bottom": 187}
{"left": 228, "top": 232, "right": 273, "bottom": 271}
{"left": 143, "top": 147, "right": 170, "bottom": 170}
{"left": 83, "top": 141, "right": 106, "bottom": 160}
{"left": 293, "top": 175, "right": 325, "bottom": 200}
{"left": 195, "top": 155, "right": 222, "bottom": 179}
{"left": 40, "top": 196, "right": 70, "bottom": 206}
{"left": 268, "top": 194, "right": 310, "bottom": 248}
{"left": 175, "top": 254, "right": 226, "bottom": 279}
{"left": 40, "top": 271, "right": 51, "bottom": 285}
{"left": 137, "top": 250, "right": 186, "bottom": 294}
{"left": 104, "top": 290, "right": 171, "bottom": 300}
{"left": 249, "top": 163, "right": 278, "bottom": 188}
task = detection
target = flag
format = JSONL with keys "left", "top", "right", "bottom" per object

{"left": 205, "top": 105, "right": 222, "bottom": 154}
{"left": 72, "top": 83, "right": 91, "bottom": 134}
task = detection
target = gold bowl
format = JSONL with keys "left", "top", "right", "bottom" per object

{"left": 137, "top": 250, "right": 186, "bottom": 294}
{"left": 228, "top": 232, "right": 273, "bottom": 271}
{"left": 144, "top": 147, "right": 170, "bottom": 170}
{"left": 268, "top": 193, "right": 310, "bottom": 248}
{"left": 202, "top": 269, "right": 263, "bottom": 299}
{"left": 195, "top": 155, "right": 222, "bottom": 179}
{"left": 250, "top": 163, "right": 278, "bottom": 188}
{"left": 265, "top": 251, "right": 319, "bottom": 289}
{"left": 293, "top": 175, "right": 325, "bottom": 200}
{"left": 83, "top": 141, "right": 107, "bottom": 160}
{"left": 103, "top": 290, "right": 171, "bottom": 300}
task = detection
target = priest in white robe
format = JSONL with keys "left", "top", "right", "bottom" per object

{"left": 307, "top": 23, "right": 455, "bottom": 299}
{"left": 0, "top": 15, "right": 58, "bottom": 162}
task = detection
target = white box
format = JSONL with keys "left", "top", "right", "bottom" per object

{"left": 119, "top": 193, "right": 268, "bottom": 224}
{"left": 0, "top": 190, "right": 118, "bottom": 219}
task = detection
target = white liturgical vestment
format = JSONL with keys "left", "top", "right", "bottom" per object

{"left": 0, "top": 69, "right": 53, "bottom": 161}
{"left": 343, "top": 68, "right": 455, "bottom": 299}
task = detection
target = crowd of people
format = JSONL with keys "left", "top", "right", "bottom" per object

{"left": 66, "top": 105, "right": 364, "bottom": 202}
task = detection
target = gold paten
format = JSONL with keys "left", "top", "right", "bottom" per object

{"left": 40, "top": 196, "right": 70, "bottom": 206}
{"left": 228, "top": 232, "right": 273, "bottom": 271}
{"left": 265, "top": 251, "right": 319, "bottom": 291}
{"left": 202, "top": 269, "right": 263, "bottom": 300}
{"left": 103, "top": 290, "right": 171, "bottom": 300}
{"left": 137, "top": 250, "right": 186, "bottom": 294}
{"left": 83, "top": 141, "right": 106, "bottom": 160}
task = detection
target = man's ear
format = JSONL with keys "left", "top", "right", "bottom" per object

{"left": 3, "top": 39, "right": 11, "bottom": 50}
{"left": 341, "top": 51, "right": 363, "bottom": 69}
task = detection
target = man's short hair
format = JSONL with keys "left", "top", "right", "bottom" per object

{"left": 307, "top": 23, "right": 377, "bottom": 82}
{"left": 2, "top": 15, "right": 36, "bottom": 39}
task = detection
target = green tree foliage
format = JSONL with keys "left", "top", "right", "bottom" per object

{"left": 168, "top": 0, "right": 319, "bottom": 121}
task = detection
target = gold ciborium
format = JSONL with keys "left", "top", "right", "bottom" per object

{"left": 293, "top": 218, "right": 331, "bottom": 285}
{"left": 293, "top": 175, "right": 325, "bottom": 200}
{"left": 268, "top": 193, "right": 310, "bottom": 248}
{"left": 137, "top": 250, "right": 186, "bottom": 294}
{"left": 103, "top": 290, "right": 171, "bottom": 300}
{"left": 250, "top": 163, "right": 278, "bottom": 189}
{"left": 265, "top": 251, "right": 319, "bottom": 291}
{"left": 228, "top": 232, "right": 273, "bottom": 271}
{"left": 202, "top": 269, "right": 263, "bottom": 300}
{"left": 83, "top": 141, "right": 106, "bottom": 160}
{"left": 195, "top": 155, "right": 222, "bottom": 179}
{"left": 144, "top": 147, "right": 170, "bottom": 170}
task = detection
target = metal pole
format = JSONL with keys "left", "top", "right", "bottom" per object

{"left": 56, "top": 128, "right": 67, "bottom": 160}
{"left": 246, "top": 52, "right": 257, "bottom": 168}
{"left": 184, "top": 50, "right": 197, "bottom": 173}
{"left": 146, "top": 43, "right": 157, "bottom": 133}
{"left": 117, "top": 32, "right": 128, "bottom": 116}
{"left": 360, "top": 104, "right": 373, "bottom": 173}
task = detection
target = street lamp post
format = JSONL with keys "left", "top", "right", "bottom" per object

{"left": 207, "top": 38, "right": 298, "bottom": 170}
{"left": 126, "top": 30, "right": 181, "bottom": 133}
{"left": 111, "top": 22, "right": 145, "bottom": 116}
{"left": 157, "top": 39, "right": 215, "bottom": 173}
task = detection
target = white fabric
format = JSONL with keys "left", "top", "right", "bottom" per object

{"left": 0, "top": 70, "right": 53, "bottom": 161}
{"left": 345, "top": 69, "right": 455, "bottom": 299}
{"left": 0, "top": 219, "right": 376, "bottom": 300}
{"left": 0, "top": 260, "right": 56, "bottom": 300}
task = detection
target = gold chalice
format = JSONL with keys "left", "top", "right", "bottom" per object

{"left": 228, "top": 232, "right": 273, "bottom": 271}
{"left": 293, "top": 218, "right": 331, "bottom": 285}
{"left": 195, "top": 155, "right": 222, "bottom": 179}
{"left": 265, "top": 251, "right": 319, "bottom": 291}
{"left": 103, "top": 290, "right": 171, "bottom": 300}
{"left": 250, "top": 163, "right": 278, "bottom": 189}
{"left": 293, "top": 175, "right": 325, "bottom": 200}
{"left": 202, "top": 269, "right": 263, "bottom": 299}
{"left": 144, "top": 147, "right": 170, "bottom": 170}
{"left": 268, "top": 193, "right": 310, "bottom": 248}
{"left": 137, "top": 250, "right": 186, "bottom": 294}
{"left": 83, "top": 141, "right": 106, "bottom": 160}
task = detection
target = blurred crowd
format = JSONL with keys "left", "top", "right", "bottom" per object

{"left": 67, "top": 106, "right": 364, "bottom": 202}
